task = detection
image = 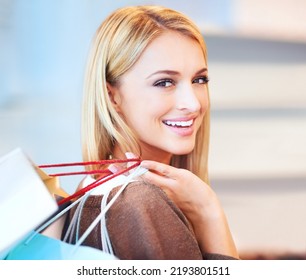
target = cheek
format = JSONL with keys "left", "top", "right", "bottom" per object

{"left": 121, "top": 103, "right": 167, "bottom": 137}
{"left": 123, "top": 94, "right": 170, "bottom": 121}
{"left": 119, "top": 102, "right": 151, "bottom": 130}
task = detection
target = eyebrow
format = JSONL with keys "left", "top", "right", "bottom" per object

{"left": 146, "top": 67, "right": 208, "bottom": 79}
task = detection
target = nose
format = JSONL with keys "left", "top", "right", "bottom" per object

{"left": 175, "top": 83, "right": 202, "bottom": 113}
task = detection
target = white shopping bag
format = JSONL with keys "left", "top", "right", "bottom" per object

{"left": 0, "top": 148, "right": 58, "bottom": 258}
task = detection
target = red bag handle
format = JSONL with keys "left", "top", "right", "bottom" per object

{"left": 38, "top": 158, "right": 141, "bottom": 206}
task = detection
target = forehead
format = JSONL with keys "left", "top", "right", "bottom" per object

{"left": 128, "top": 31, "right": 206, "bottom": 76}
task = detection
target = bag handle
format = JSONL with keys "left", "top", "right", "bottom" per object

{"left": 38, "top": 158, "right": 140, "bottom": 176}
{"left": 28, "top": 160, "right": 144, "bottom": 238}
{"left": 71, "top": 165, "right": 148, "bottom": 254}
{"left": 39, "top": 158, "right": 141, "bottom": 206}
{"left": 26, "top": 164, "right": 147, "bottom": 258}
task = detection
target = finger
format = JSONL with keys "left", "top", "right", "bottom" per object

{"left": 140, "top": 160, "right": 175, "bottom": 178}
{"left": 141, "top": 169, "right": 173, "bottom": 189}
{"left": 108, "top": 164, "right": 122, "bottom": 174}
{"left": 125, "top": 152, "right": 137, "bottom": 165}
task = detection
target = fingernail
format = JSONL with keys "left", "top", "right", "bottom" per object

{"left": 108, "top": 164, "right": 119, "bottom": 173}
{"left": 125, "top": 152, "right": 136, "bottom": 159}
{"left": 140, "top": 161, "right": 148, "bottom": 167}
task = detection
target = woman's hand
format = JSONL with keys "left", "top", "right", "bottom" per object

{"left": 140, "top": 160, "right": 239, "bottom": 259}
{"left": 140, "top": 160, "right": 215, "bottom": 218}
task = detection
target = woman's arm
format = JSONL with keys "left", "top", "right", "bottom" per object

{"left": 140, "top": 160, "right": 239, "bottom": 259}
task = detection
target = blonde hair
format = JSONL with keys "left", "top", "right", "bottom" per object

{"left": 82, "top": 5, "right": 210, "bottom": 183}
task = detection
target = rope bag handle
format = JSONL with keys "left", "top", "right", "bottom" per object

{"left": 38, "top": 158, "right": 141, "bottom": 206}
{"left": 27, "top": 164, "right": 147, "bottom": 257}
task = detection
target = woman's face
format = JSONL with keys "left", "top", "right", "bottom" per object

{"left": 110, "top": 31, "right": 209, "bottom": 163}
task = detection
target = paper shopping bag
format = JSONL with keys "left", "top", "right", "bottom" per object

{"left": 33, "top": 160, "right": 70, "bottom": 240}
{"left": 34, "top": 163, "right": 70, "bottom": 200}
{"left": 0, "top": 148, "right": 58, "bottom": 259}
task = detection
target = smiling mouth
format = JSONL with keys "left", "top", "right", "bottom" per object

{"left": 162, "top": 119, "right": 194, "bottom": 128}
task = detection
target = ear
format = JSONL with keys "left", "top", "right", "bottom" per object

{"left": 107, "top": 82, "right": 122, "bottom": 113}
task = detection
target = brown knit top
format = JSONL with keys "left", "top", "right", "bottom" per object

{"left": 65, "top": 180, "right": 237, "bottom": 260}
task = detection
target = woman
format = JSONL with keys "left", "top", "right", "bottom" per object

{"left": 69, "top": 5, "right": 239, "bottom": 260}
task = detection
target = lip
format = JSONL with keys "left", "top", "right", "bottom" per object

{"left": 162, "top": 116, "right": 196, "bottom": 137}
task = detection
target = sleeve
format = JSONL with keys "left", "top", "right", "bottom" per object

{"left": 203, "top": 253, "right": 239, "bottom": 260}
{"left": 106, "top": 181, "right": 203, "bottom": 260}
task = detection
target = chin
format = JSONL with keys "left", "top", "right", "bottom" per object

{"left": 169, "top": 144, "right": 195, "bottom": 156}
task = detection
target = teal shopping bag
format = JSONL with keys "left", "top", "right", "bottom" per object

{"left": 5, "top": 231, "right": 117, "bottom": 260}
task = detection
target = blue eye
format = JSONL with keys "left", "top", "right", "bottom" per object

{"left": 193, "top": 76, "right": 209, "bottom": 84}
{"left": 153, "top": 79, "right": 174, "bottom": 88}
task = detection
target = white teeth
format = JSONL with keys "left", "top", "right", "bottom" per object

{"left": 164, "top": 119, "right": 193, "bottom": 127}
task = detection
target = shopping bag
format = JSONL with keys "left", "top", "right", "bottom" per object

{"left": 34, "top": 164, "right": 69, "bottom": 200}
{"left": 1, "top": 148, "right": 145, "bottom": 259}
{"left": 5, "top": 231, "right": 117, "bottom": 260}
{"left": 33, "top": 155, "right": 71, "bottom": 240}
{"left": 0, "top": 148, "right": 59, "bottom": 259}
{"left": 5, "top": 164, "right": 147, "bottom": 260}
{"left": 36, "top": 155, "right": 143, "bottom": 243}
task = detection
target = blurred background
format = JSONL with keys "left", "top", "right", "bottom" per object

{"left": 0, "top": 0, "right": 305, "bottom": 259}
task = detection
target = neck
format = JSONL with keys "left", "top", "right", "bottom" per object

{"left": 112, "top": 144, "right": 172, "bottom": 164}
